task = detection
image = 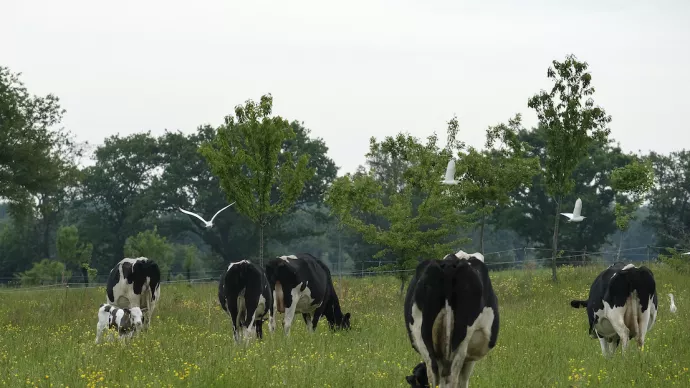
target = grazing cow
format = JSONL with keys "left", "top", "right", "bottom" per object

{"left": 95, "top": 304, "right": 144, "bottom": 343}
{"left": 264, "top": 253, "right": 351, "bottom": 335}
{"left": 404, "top": 251, "right": 499, "bottom": 388}
{"left": 218, "top": 260, "right": 274, "bottom": 342}
{"left": 106, "top": 257, "right": 161, "bottom": 329}
{"left": 570, "top": 262, "right": 658, "bottom": 356}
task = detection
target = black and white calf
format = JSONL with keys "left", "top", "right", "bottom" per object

{"left": 570, "top": 262, "right": 659, "bottom": 356}
{"left": 404, "top": 251, "right": 499, "bottom": 388}
{"left": 95, "top": 304, "right": 144, "bottom": 343}
{"left": 218, "top": 260, "right": 274, "bottom": 342}
{"left": 264, "top": 253, "right": 351, "bottom": 335}
{"left": 106, "top": 257, "right": 161, "bottom": 329}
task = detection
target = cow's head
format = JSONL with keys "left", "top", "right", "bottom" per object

{"left": 406, "top": 362, "right": 429, "bottom": 387}
{"left": 130, "top": 307, "right": 144, "bottom": 331}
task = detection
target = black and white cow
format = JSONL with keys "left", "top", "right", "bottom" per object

{"left": 106, "top": 257, "right": 161, "bottom": 329}
{"left": 95, "top": 304, "right": 144, "bottom": 343}
{"left": 570, "top": 262, "right": 658, "bottom": 356}
{"left": 404, "top": 251, "right": 499, "bottom": 388}
{"left": 264, "top": 253, "right": 351, "bottom": 335}
{"left": 218, "top": 260, "right": 274, "bottom": 342}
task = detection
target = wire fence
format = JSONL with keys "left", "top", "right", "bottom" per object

{"left": 2, "top": 244, "right": 684, "bottom": 293}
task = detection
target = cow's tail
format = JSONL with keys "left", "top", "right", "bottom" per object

{"left": 631, "top": 291, "right": 640, "bottom": 338}
{"left": 570, "top": 300, "right": 588, "bottom": 308}
{"left": 431, "top": 302, "right": 454, "bottom": 360}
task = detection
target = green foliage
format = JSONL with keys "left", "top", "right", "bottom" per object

{"left": 81, "top": 263, "right": 98, "bottom": 285}
{"left": 460, "top": 114, "right": 539, "bottom": 252}
{"left": 124, "top": 227, "right": 174, "bottom": 280}
{"left": 16, "top": 259, "right": 70, "bottom": 286}
{"left": 0, "top": 66, "right": 68, "bottom": 209}
{"left": 657, "top": 248, "right": 690, "bottom": 275}
{"left": 199, "top": 94, "right": 314, "bottom": 264}
{"left": 611, "top": 158, "right": 654, "bottom": 232}
{"left": 527, "top": 54, "right": 612, "bottom": 281}
{"left": 646, "top": 150, "right": 690, "bottom": 248}
{"left": 56, "top": 225, "right": 93, "bottom": 268}
{"left": 327, "top": 123, "right": 472, "bottom": 290}
{"left": 181, "top": 244, "right": 199, "bottom": 281}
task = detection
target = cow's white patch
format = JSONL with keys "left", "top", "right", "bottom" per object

{"left": 454, "top": 250, "right": 484, "bottom": 263}
{"left": 622, "top": 263, "right": 636, "bottom": 271}
{"left": 108, "top": 257, "right": 158, "bottom": 329}
{"left": 228, "top": 259, "right": 249, "bottom": 270}
{"left": 280, "top": 282, "right": 320, "bottom": 335}
{"left": 409, "top": 303, "right": 434, "bottom": 387}
{"left": 279, "top": 255, "right": 298, "bottom": 262}
{"left": 595, "top": 291, "right": 656, "bottom": 356}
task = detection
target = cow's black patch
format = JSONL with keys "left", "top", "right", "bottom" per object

{"left": 219, "top": 261, "right": 273, "bottom": 342}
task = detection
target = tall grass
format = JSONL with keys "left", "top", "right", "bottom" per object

{"left": 0, "top": 264, "right": 687, "bottom": 387}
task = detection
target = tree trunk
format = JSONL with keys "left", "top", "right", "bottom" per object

{"left": 259, "top": 224, "right": 264, "bottom": 268}
{"left": 617, "top": 231, "right": 624, "bottom": 261}
{"left": 551, "top": 197, "right": 561, "bottom": 282}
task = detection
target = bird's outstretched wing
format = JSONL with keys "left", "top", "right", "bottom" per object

{"left": 573, "top": 198, "right": 582, "bottom": 217}
{"left": 179, "top": 208, "right": 209, "bottom": 223}
{"left": 560, "top": 212, "right": 574, "bottom": 219}
{"left": 210, "top": 202, "right": 236, "bottom": 223}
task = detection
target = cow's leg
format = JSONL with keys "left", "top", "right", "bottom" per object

{"left": 608, "top": 308, "right": 629, "bottom": 354}
{"left": 302, "top": 313, "right": 314, "bottom": 333}
{"left": 598, "top": 337, "right": 610, "bottom": 357}
{"left": 95, "top": 321, "right": 107, "bottom": 344}
{"left": 226, "top": 296, "right": 241, "bottom": 343}
{"left": 255, "top": 320, "right": 264, "bottom": 339}
{"left": 458, "top": 360, "right": 476, "bottom": 388}
{"left": 243, "top": 292, "right": 260, "bottom": 341}
{"left": 282, "top": 288, "right": 299, "bottom": 336}
{"left": 637, "top": 306, "right": 652, "bottom": 351}
{"left": 270, "top": 290, "right": 278, "bottom": 333}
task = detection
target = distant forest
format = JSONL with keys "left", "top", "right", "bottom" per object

{"left": 2, "top": 56, "right": 689, "bottom": 285}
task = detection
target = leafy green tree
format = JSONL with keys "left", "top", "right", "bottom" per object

{"left": 646, "top": 150, "right": 690, "bottom": 249}
{"left": 77, "top": 132, "right": 161, "bottom": 271}
{"left": 611, "top": 157, "right": 654, "bottom": 259}
{"left": 16, "top": 259, "right": 69, "bottom": 286}
{"left": 180, "top": 244, "right": 199, "bottom": 281}
{"left": 327, "top": 126, "right": 471, "bottom": 293}
{"left": 0, "top": 222, "right": 41, "bottom": 277}
{"left": 200, "top": 94, "right": 314, "bottom": 266}
{"left": 460, "top": 114, "right": 539, "bottom": 253}
{"left": 494, "top": 127, "right": 634, "bottom": 263}
{"left": 56, "top": 225, "right": 93, "bottom": 283}
{"left": 0, "top": 66, "right": 69, "bottom": 212}
{"left": 124, "top": 227, "right": 174, "bottom": 280}
{"left": 527, "top": 54, "right": 612, "bottom": 281}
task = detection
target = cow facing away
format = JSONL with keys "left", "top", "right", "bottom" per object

{"left": 265, "top": 253, "right": 350, "bottom": 335}
{"left": 404, "top": 251, "right": 499, "bottom": 388}
{"left": 218, "top": 260, "right": 274, "bottom": 342}
{"left": 95, "top": 304, "right": 144, "bottom": 343}
{"left": 106, "top": 257, "right": 161, "bottom": 329}
{"left": 570, "top": 262, "right": 658, "bottom": 356}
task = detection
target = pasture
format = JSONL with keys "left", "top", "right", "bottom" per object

{"left": 0, "top": 264, "right": 688, "bottom": 387}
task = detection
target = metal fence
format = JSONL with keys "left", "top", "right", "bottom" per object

{"left": 0, "top": 244, "right": 684, "bottom": 293}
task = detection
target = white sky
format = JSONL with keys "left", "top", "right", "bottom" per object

{"left": 3, "top": 0, "right": 689, "bottom": 175}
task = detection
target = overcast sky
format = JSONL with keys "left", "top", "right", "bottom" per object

{"left": 3, "top": 0, "right": 689, "bottom": 175}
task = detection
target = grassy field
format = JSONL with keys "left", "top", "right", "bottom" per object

{"left": 0, "top": 264, "right": 688, "bottom": 388}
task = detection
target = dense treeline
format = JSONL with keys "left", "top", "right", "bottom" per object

{"left": 1, "top": 55, "right": 689, "bottom": 285}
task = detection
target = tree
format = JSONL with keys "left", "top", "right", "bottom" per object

{"left": 527, "top": 54, "right": 612, "bottom": 281}
{"left": 494, "top": 127, "right": 635, "bottom": 263}
{"left": 124, "top": 227, "right": 174, "bottom": 280}
{"left": 76, "top": 132, "right": 161, "bottom": 272}
{"left": 646, "top": 150, "right": 690, "bottom": 249}
{"left": 460, "top": 114, "right": 539, "bottom": 254}
{"left": 0, "top": 66, "right": 68, "bottom": 211}
{"left": 199, "top": 94, "right": 313, "bottom": 266}
{"left": 327, "top": 125, "right": 472, "bottom": 293}
{"left": 611, "top": 157, "right": 654, "bottom": 259}
{"left": 15, "top": 259, "right": 69, "bottom": 286}
{"left": 56, "top": 225, "right": 93, "bottom": 283}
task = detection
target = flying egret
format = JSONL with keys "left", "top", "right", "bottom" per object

{"left": 669, "top": 293, "right": 678, "bottom": 313}
{"left": 178, "top": 202, "right": 236, "bottom": 228}
{"left": 440, "top": 159, "right": 459, "bottom": 185}
{"left": 560, "top": 198, "right": 585, "bottom": 222}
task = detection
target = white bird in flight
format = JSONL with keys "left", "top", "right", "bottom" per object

{"left": 561, "top": 198, "right": 586, "bottom": 222}
{"left": 440, "top": 159, "right": 459, "bottom": 185}
{"left": 178, "top": 202, "right": 236, "bottom": 228}
{"left": 669, "top": 293, "right": 678, "bottom": 313}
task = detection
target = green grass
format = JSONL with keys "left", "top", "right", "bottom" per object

{"left": 0, "top": 264, "right": 688, "bottom": 387}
